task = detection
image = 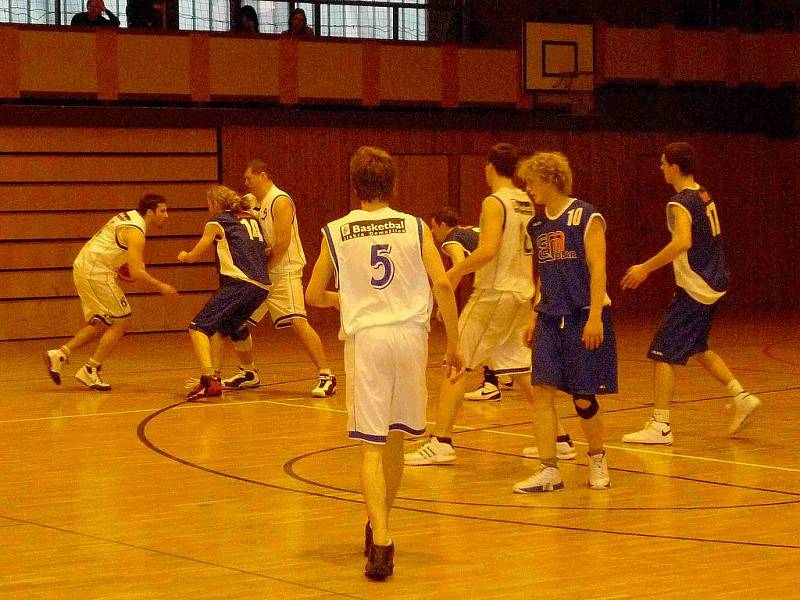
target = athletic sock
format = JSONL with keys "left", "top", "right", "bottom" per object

{"left": 434, "top": 436, "right": 453, "bottom": 446}
{"left": 726, "top": 379, "right": 744, "bottom": 396}
{"left": 653, "top": 409, "right": 670, "bottom": 424}
{"left": 556, "top": 433, "right": 572, "bottom": 443}
{"left": 319, "top": 368, "right": 332, "bottom": 376}
{"left": 59, "top": 345, "right": 71, "bottom": 358}
{"left": 87, "top": 358, "right": 101, "bottom": 369}
{"left": 484, "top": 367, "right": 499, "bottom": 386}
{"left": 541, "top": 458, "right": 558, "bottom": 469}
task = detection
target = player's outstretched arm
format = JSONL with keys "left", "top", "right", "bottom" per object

{"left": 305, "top": 236, "right": 340, "bottom": 310}
{"left": 621, "top": 205, "right": 692, "bottom": 290}
{"left": 449, "top": 196, "right": 503, "bottom": 284}
{"left": 421, "top": 223, "right": 463, "bottom": 381}
{"left": 177, "top": 222, "right": 217, "bottom": 264}
{"left": 123, "top": 227, "right": 177, "bottom": 296}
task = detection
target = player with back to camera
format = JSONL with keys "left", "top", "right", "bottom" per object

{"left": 305, "top": 146, "right": 462, "bottom": 580}
{"left": 44, "top": 194, "right": 178, "bottom": 390}
{"left": 621, "top": 142, "right": 761, "bottom": 443}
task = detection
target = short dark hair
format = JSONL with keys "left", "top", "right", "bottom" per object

{"left": 487, "top": 143, "right": 520, "bottom": 178}
{"left": 664, "top": 142, "right": 696, "bottom": 175}
{"left": 245, "top": 159, "right": 269, "bottom": 176}
{"left": 350, "top": 146, "right": 396, "bottom": 202}
{"left": 235, "top": 5, "right": 259, "bottom": 32}
{"left": 431, "top": 207, "right": 460, "bottom": 227}
{"left": 137, "top": 194, "right": 166, "bottom": 216}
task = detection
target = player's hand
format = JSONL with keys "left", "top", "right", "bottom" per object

{"left": 177, "top": 250, "right": 189, "bottom": 263}
{"left": 159, "top": 282, "right": 179, "bottom": 297}
{"left": 435, "top": 307, "right": 443, "bottom": 322}
{"left": 523, "top": 321, "right": 537, "bottom": 347}
{"left": 582, "top": 316, "right": 603, "bottom": 350}
{"left": 443, "top": 346, "right": 464, "bottom": 383}
{"left": 621, "top": 264, "right": 649, "bottom": 289}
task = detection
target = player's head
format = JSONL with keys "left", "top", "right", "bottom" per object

{"left": 137, "top": 193, "right": 168, "bottom": 227}
{"left": 207, "top": 185, "right": 248, "bottom": 213}
{"left": 350, "top": 146, "right": 396, "bottom": 203}
{"left": 516, "top": 152, "right": 573, "bottom": 204}
{"left": 661, "top": 142, "right": 696, "bottom": 184}
{"left": 430, "top": 207, "right": 460, "bottom": 243}
{"left": 243, "top": 159, "right": 270, "bottom": 194}
{"left": 485, "top": 143, "right": 520, "bottom": 183}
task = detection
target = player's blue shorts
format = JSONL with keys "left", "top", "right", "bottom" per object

{"left": 532, "top": 306, "right": 618, "bottom": 395}
{"left": 647, "top": 287, "right": 719, "bottom": 365}
{"left": 190, "top": 280, "right": 268, "bottom": 340}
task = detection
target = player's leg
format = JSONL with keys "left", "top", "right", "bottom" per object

{"left": 44, "top": 322, "right": 100, "bottom": 385}
{"left": 696, "top": 349, "right": 761, "bottom": 434}
{"left": 514, "top": 383, "right": 563, "bottom": 493}
{"left": 289, "top": 318, "right": 336, "bottom": 395}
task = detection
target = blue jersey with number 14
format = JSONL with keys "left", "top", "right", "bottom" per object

{"left": 210, "top": 211, "right": 270, "bottom": 289}
{"left": 323, "top": 207, "right": 432, "bottom": 336}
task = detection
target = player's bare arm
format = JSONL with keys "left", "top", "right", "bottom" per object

{"left": 443, "top": 243, "right": 467, "bottom": 291}
{"left": 621, "top": 205, "right": 692, "bottom": 289}
{"left": 305, "top": 238, "right": 340, "bottom": 310}
{"left": 268, "top": 197, "right": 294, "bottom": 270}
{"left": 122, "top": 227, "right": 178, "bottom": 296}
{"left": 583, "top": 216, "right": 607, "bottom": 350}
{"left": 421, "top": 223, "right": 463, "bottom": 380}
{"left": 177, "top": 222, "right": 218, "bottom": 264}
{"left": 448, "top": 196, "right": 503, "bottom": 284}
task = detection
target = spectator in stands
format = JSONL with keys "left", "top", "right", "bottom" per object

{"left": 71, "top": 0, "right": 120, "bottom": 27}
{"left": 283, "top": 7, "right": 314, "bottom": 36}
{"left": 126, "top": 0, "right": 163, "bottom": 28}
{"left": 233, "top": 5, "right": 259, "bottom": 33}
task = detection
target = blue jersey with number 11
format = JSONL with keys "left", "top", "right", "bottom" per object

{"left": 323, "top": 207, "right": 432, "bottom": 336}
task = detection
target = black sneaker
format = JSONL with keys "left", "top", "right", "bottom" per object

{"left": 365, "top": 542, "right": 394, "bottom": 581}
{"left": 364, "top": 522, "right": 373, "bottom": 557}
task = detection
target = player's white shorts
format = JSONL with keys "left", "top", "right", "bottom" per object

{"left": 247, "top": 271, "right": 306, "bottom": 329}
{"left": 73, "top": 269, "right": 132, "bottom": 326}
{"left": 459, "top": 288, "right": 532, "bottom": 374}
{"left": 344, "top": 323, "right": 428, "bottom": 444}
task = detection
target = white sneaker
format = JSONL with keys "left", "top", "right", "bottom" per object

{"left": 44, "top": 349, "right": 68, "bottom": 385}
{"left": 75, "top": 365, "right": 111, "bottom": 391}
{"left": 621, "top": 418, "right": 673, "bottom": 445}
{"left": 404, "top": 438, "right": 456, "bottom": 465}
{"left": 464, "top": 382, "right": 501, "bottom": 402}
{"left": 523, "top": 440, "right": 578, "bottom": 460}
{"left": 588, "top": 452, "right": 610, "bottom": 489}
{"left": 312, "top": 373, "right": 337, "bottom": 397}
{"left": 222, "top": 367, "right": 261, "bottom": 389}
{"left": 513, "top": 466, "right": 564, "bottom": 493}
{"left": 729, "top": 392, "right": 761, "bottom": 435}
{"left": 498, "top": 375, "right": 514, "bottom": 390}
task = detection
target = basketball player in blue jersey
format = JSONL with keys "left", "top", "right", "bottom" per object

{"left": 306, "top": 146, "right": 462, "bottom": 580}
{"left": 43, "top": 194, "right": 178, "bottom": 391}
{"left": 431, "top": 207, "right": 512, "bottom": 401}
{"left": 405, "top": 143, "right": 575, "bottom": 467}
{"left": 621, "top": 142, "right": 761, "bottom": 443}
{"left": 513, "top": 152, "right": 616, "bottom": 492}
{"left": 178, "top": 186, "right": 271, "bottom": 401}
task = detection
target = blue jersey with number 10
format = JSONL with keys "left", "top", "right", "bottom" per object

{"left": 528, "top": 198, "right": 609, "bottom": 316}
{"left": 323, "top": 207, "right": 432, "bottom": 336}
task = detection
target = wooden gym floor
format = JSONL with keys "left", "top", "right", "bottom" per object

{"left": 0, "top": 312, "right": 798, "bottom": 599}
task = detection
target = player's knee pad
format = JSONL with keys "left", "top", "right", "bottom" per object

{"left": 231, "top": 327, "right": 251, "bottom": 346}
{"left": 573, "top": 394, "right": 599, "bottom": 419}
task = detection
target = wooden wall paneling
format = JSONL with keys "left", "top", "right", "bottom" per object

{"left": 0, "top": 127, "right": 217, "bottom": 154}
{"left": 457, "top": 48, "right": 519, "bottom": 105}
{"left": 0, "top": 155, "right": 218, "bottom": 183}
{"left": 297, "top": 41, "right": 363, "bottom": 101}
{"left": 0, "top": 264, "right": 217, "bottom": 300}
{"left": 2, "top": 238, "right": 200, "bottom": 271}
{"left": 208, "top": 38, "right": 280, "bottom": 99}
{"left": 0, "top": 293, "right": 212, "bottom": 339}
{"left": 673, "top": 30, "right": 727, "bottom": 83}
{"left": 0, "top": 209, "right": 210, "bottom": 241}
{"left": 458, "top": 155, "right": 488, "bottom": 227}
{"left": 116, "top": 34, "right": 192, "bottom": 97}
{"left": 19, "top": 31, "right": 97, "bottom": 95}
{"left": 603, "top": 28, "right": 662, "bottom": 81}
{"left": 738, "top": 33, "right": 769, "bottom": 84}
{"left": 393, "top": 155, "right": 449, "bottom": 220}
{"left": 0, "top": 183, "right": 213, "bottom": 212}
{"left": 379, "top": 45, "right": 443, "bottom": 104}
{"left": 0, "top": 28, "right": 21, "bottom": 98}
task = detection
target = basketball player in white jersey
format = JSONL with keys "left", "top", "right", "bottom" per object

{"left": 405, "top": 143, "right": 575, "bottom": 466}
{"left": 220, "top": 159, "right": 335, "bottom": 397}
{"left": 306, "top": 146, "right": 462, "bottom": 580}
{"left": 44, "top": 194, "right": 178, "bottom": 390}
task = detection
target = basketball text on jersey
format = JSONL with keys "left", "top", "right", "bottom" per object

{"left": 340, "top": 218, "right": 406, "bottom": 240}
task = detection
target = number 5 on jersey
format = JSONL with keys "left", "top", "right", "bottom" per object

{"left": 370, "top": 244, "right": 395, "bottom": 289}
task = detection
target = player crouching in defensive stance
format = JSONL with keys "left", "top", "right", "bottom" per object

{"left": 44, "top": 194, "right": 178, "bottom": 390}
{"left": 306, "top": 146, "right": 463, "bottom": 580}
{"left": 514, "top": 152, "right": 617, "bottom": 493}
{"left": 179, "top": 185, "right": 271, "bottom": 401}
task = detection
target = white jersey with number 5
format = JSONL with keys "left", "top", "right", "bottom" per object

{"left": 472, "top": 186, "right": 535, "bottom": 299}
{"left": 323, "top": 207, "right": 432, "bottom": 337}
